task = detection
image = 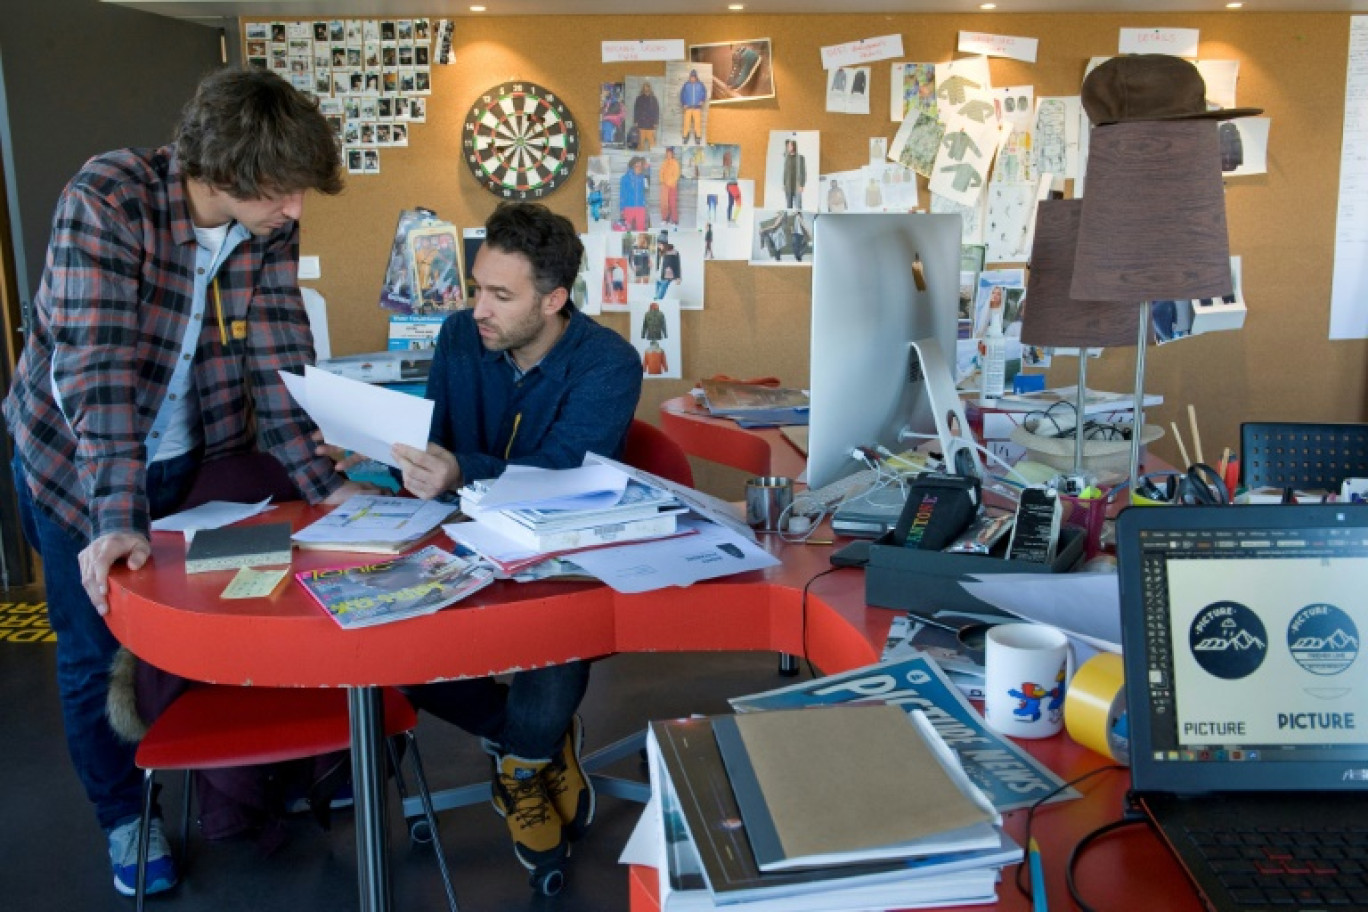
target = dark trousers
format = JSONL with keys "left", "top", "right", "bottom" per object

{"left": 404, "top": 661, "right": 591, "bottom": 760}
{"left": 13, "top": 451, "right": 197, "bottom": 830}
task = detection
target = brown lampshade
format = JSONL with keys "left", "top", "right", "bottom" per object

{"left": 1021, "top": 199, "right": 1141, "bottom": 348}
{"left": 1070, "top": 120, "right": 1234, "bottom": 303}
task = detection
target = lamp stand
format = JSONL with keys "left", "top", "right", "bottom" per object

{"left": 1073, "top": 353, "right": 1088, "bottom": 476}
{"left": 1127, "top": 303, "right": 1152, "bottom": 502}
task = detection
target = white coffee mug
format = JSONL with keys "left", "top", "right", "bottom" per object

{"left": 983, "top": 623, "right": 1071, "bottom": 739}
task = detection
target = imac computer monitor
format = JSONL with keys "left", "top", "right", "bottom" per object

{"left": 806, "top": 213, "right": 964, "bottom": 492}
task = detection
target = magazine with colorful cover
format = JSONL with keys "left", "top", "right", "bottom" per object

{"left": 728, "top": 653, "right": 1078, "bottom": 813}
{"left": 406, "top": 223, "right": 465, "bottom": 314}
{"left": 296, "top": 544, "right": 496, "bottom": 629}
{"left": 378, "top": 207, "right": 439, "bottom": 312}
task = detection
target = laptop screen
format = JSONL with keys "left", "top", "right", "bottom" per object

{"left": 1117, "top": 504, "right": 1368, "bottom": 795}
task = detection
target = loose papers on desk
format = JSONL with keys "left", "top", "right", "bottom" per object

{"left": 958, "top": 571, "right": 1122, "bottom": 656}
{"left": 279, "top": 366, "right": 432, "bottom": 468}
{"left": 150, "top": 498, "right": 274, "bottom": 536}
{"left": 292, "top": 495, "right": 457, "bottom": 552}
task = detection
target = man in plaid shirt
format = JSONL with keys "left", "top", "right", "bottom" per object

{"left": 4, "top": 68, "right": 369, "bottom": 897}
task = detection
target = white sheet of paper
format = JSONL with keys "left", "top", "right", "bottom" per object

{"left": 150, "top": 498, "right": 274, "bottom": 534}
{"left": 568, "top": 517, "right": 779, "bottom": 593}
{"left": 443, "top": 520, "right": 542, "bottom": 564}
{"left": 282, "top": 366, "right": 433, "bottom": 468}
{"left": 476, "top": 464, "right": 629, "bottom": 511}
{"left": 959, "top": 572, "right": 1122, "bottom": 652}
{"left": 300, "top": 287, "right": 331, "bottom": 362}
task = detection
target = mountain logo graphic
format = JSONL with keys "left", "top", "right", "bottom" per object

{"left": 1190, "top": 601, "right": 1267, "bottom": 680}
{"left": 1289, "top": 603, "right": 1359, "bottom": 676}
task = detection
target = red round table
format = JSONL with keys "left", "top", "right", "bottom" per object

{"left": 107, "top": 503, "right": 1199, "bottom": 912}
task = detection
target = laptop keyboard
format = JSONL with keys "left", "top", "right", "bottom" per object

{"left": 1186, "top": 825, "right": 1368, "bottom": 908}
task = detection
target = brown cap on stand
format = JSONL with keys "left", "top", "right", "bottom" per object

{"left": 1021, "top": 199, "right": 1140, "bottom": 348}
{"left": 1081, "top": 54, "right": 1262, "bottom": 125}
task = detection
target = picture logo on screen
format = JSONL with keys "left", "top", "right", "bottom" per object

{"left": 1190, "top": 602, "right": 1268, "bottom": 679}
{"left": 1288, "top": 604, "right": 1360, "bottom": 676}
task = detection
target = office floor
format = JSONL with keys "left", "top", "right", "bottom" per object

{"left": 0, "top": 582, "right": 808, "bottom": 912}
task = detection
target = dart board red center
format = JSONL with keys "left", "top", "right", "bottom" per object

{"left": 463, "top": 81, "right": 579, "bottom": 198}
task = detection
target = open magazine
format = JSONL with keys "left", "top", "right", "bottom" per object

{"left": 296, "top": 544, "right": 495, "bottom": 629}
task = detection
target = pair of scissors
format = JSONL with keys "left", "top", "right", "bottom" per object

{"left": 1137, "top": 465, "right": 1229, "bottom": 505}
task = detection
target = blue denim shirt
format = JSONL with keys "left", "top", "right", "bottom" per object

{"left": 426, "top": 307, "right": 642, "bottom": 485}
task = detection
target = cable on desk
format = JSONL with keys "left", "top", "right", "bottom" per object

{"left": 798, "top": 565, "right": 842, "bottom": 680}
{"left": 1012, "top": 763, "right": 1128, "bottom": 906}
{"left": 1065, "top": 816, "right": 1150, "bottom": 911}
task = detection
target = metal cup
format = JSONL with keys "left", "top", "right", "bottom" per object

{"left": 745, "top": 476, "right": 794, "bottom": 532}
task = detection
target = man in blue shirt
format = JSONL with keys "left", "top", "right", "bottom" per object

{"left": 619, "top": 155, "right": 649, "bottom": 231}
{"left": 388, "top": 202, "right": 642, "bottom": 884}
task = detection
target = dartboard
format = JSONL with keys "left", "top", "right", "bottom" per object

{"left": 462, "top": 81, "right": 579, "bottom": 198}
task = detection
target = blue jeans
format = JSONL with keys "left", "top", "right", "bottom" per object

{"left": 13, "top": 452, "right": 197, "bottom": 830}
{"left": 404, "top": 661, "right": 591, "bottom": 760}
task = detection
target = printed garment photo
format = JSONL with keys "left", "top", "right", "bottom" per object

{"left": 689, "top": 38, "right": 775, "bottom": 104}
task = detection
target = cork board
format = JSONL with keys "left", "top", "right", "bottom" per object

{"left": 251, "top": 12, "right": 1365, "bottom": 494}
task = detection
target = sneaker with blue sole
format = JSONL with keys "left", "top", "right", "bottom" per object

{"left": 108, "top": 816, "right": 178, "bottom": 897}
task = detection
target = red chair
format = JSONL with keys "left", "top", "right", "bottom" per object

{"left": 133, "top": 686, "right": 458, "bottom": 911}
{"left": 623, "top": 418, "right": 695, "bottom": 488}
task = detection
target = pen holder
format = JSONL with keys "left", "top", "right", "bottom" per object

{"left": 1059, "top": 489, "right": 1113, "bottom": 560}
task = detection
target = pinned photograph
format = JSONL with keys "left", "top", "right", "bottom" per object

{"left": 826, "top": 66, "right": 870, "bottom": 115}
{"left": 696, "top": 178, "right": 754, "bottom": 260}
{"left": 631, "top": 297, "right": 682, "bottom": 380}
{"left": 690, "top": 38, "right": 775, "bottom": 104}
{"left": 750, "top": 209, "right": 815, "bottom": 267}
{"left": 599, "top": 82, "right": 628, "bottom": 149}
{"left": 661, "top": 62, "right": 712, "bottom": 148}
{"left": 763, "top": 131, "right": 820, "bottom": 212}
{"left": 625, "top": 76, "right": 663, "bottom": 151}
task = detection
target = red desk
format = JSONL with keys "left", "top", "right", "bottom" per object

{"left": 107, "top": 503, "right": 1201, "bottom": 912}
{"left": 659, "top": 395, "right": 807, "bottom": 480}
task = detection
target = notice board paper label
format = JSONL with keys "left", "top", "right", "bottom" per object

{"left": 602, "top": 39, "right": 685, "bottom": 62}
{"left": 1119, "top": 28, "right": 1200, "bottom": 57}
{"left": 820, "top": 34, "right": 905, "bottom": 69}
{"left": 957, "top": 32, "right": 1039, "bottom": 63}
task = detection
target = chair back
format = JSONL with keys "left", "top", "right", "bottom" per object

{"left": 1240, "top": 422, "right": 1368, "bottom": 500}
{"left": 623, "top": 419, "right": 694, "bottom": 486}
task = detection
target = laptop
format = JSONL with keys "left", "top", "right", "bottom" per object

{"left": 1116, "top": 504, "right": 1368, "bottom": 912}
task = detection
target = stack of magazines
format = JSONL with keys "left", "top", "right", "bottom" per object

{"left": 626, "top": 655, "right": 1079, "bottom": 911}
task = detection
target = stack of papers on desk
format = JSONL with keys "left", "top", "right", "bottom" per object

{"left": 625, "top": 704, "right": 1018, "bottom": 912}
{"left": 444, "top": 456, "right": 779, "bottom": 590}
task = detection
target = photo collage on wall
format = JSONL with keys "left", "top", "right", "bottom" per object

{"left": 243, "top": 18, "right": 436, "bottom": 175}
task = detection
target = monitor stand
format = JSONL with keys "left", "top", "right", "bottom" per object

{"left": 830, "top": 339, "right": 983, "bottom": 539}
{"left": 905, "top": 337, "right": 984, "bottom": 480}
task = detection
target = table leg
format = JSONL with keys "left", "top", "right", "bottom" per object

{"left": 349, "top": 686, "right": 392, "bottom": 912}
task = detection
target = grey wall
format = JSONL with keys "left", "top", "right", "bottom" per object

{"left": 0, "top": 0, "right": 225, "bottom": 303}
{"left": 0, "top": 0, "right": 223, "bottom": 586}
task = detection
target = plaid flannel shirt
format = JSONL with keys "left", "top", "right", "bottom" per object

{"left": 3, "top": 145, "right": 342, "bottom": 543}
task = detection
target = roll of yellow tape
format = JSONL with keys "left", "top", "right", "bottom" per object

{"left": 1064, "top": 652, "right": 1129, "bottom": 763}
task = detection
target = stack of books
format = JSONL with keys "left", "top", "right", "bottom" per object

{"left": 641, "top": 702, "right": 1022, "bottom": 911}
